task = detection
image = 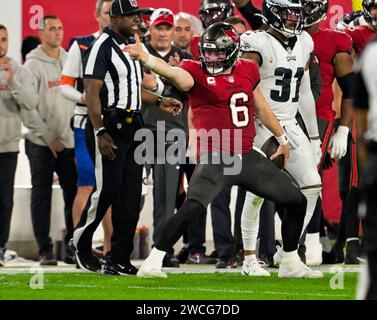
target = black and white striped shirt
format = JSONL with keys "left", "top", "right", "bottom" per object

{"left": 83, "top": 27, "right": 144, "bottom": 111}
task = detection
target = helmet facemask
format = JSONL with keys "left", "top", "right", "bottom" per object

{"left": 199, "top": 0, "right": 234, "bottom": 29}
{"left": 363, "top": 0, "right": 377, "bottom": 30}
{"left": 301, "top": 0, "right": 328, "bottom": 28}
{"left": 272, "top": 7, "right": 305, "bottom": 38}
{"left": 199, "top": 22, "right": 240, "bottom": 75}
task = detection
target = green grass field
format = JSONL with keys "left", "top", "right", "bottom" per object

{"left": 0, "top": 272, "right": 358, "bottom": 300}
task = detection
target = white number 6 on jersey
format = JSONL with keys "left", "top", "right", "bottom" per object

{"left": 229, "top": 92, "right": 249, "bottom": 128}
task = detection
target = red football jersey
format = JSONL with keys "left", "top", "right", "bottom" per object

{"left": 345, "top": 25, "right": 377, "bottom": 55}
{"left": 311, "top": 28, "right": 353, "bottom": 120}
{"left": 189, "top": 35, "right": 201, "bottom": 61}
{"left": 180, "top": 59, "right": 260, "bottom": 154}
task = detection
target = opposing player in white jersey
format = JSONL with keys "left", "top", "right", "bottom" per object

{"left": 240, "top": 0, "right": 323, "bottom": 277}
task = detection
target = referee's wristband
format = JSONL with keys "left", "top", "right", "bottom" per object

{"left": 276, "top": 134, "right": 289, "bottom": 146}
{"left": 95, "top": 127, "right": 107, "bottom": 136}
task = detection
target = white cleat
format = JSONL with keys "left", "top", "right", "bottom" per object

{"left": 273, "top": 246, "right": 283, "bottom": 267}
{"left": 136, "top": 265, "right": 167, "bottom": 279}
{"left": 278, "top": 254, "right": 324, "bottom": 279}
{"left": 242, "top": 258, "right": 271, "bottom": 277}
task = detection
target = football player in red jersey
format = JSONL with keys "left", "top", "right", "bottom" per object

{"left": 332, "top": 0, "right": 377, "bottom": 264}
{"left": 125, "top": 22, "right": 322, "bottom": 279}
{"left": 301, "top": 0, "right": 356, "bottom": 264}
{"left": 345, "top": 0, "right": 377, "bottom": 55}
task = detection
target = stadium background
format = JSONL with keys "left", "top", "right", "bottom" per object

{"left": 0, "top": 0, "right": 361, "bottom": 256}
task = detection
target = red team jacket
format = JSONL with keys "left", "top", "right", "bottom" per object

{"left": 311, "top": 28, "right": 353, "bottom": 121}
{"left": 180, "top": 59, "right": 260, "bottom": 155}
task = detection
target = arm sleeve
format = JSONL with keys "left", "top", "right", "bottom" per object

{"left": 62, "top": 40, "right": 81, "bottom": 78}
{"left": 308, "top": 52, "right": 322, "bottom": 102}
{"left": 8, "top": 65, "right": 38, "bottom": 110}
{"left": 59, "top": 84, "right": 82, "bottom": 104}
{"left": 299, "top": 69, "right": 319, "bottom": 138}
{"left": 237, "top": 1, "right": 263, "bottom": 31}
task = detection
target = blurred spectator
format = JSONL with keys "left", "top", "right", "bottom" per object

{"left": 23, "top": 16, "right": 77, "bottom": 265}
{"left": 199, "top": 0, "right": 234, "bottom": 29}
{"left": 138, "top": 8, "right": 154, "bottom": 43}
{"left": 21, "top": 36, "right": 40, "bottom": 64}
{"left": 173, "top": 13, "right": 195, "bottom": 53}
{"left": 0, "top": 24, "right": 38, "bottom": 266}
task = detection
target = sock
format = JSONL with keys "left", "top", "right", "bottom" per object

{"left": 244, "top": 254, "right": 257, "bottom": 262}
{"left": 241, "top": 192, "right": 263, "bottom": 251}
{"left": 282, "top": 250, "right": 297, "bottom": 260}
{"left": 306, "top": 232, "right": 321, "bottom": 246}
{"left": 143, "top": 247, "right": 166, "bottom": 268}
{"left": 320, "top": 236, "right": 332, "bottom": 253}
{"left": 300, "top": 188, "right": 321, "bottom": 237}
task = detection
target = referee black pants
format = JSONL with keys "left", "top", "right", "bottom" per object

{"left": 74, "top": 119, "right": 143, "bottom": 264}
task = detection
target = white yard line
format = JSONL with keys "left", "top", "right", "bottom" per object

{"left": 0, "top": 281, "right": 351, "bottom": 298}
{"left": 0, "top": 264, "right": 361, "bottom": 275}
{"left": 127, "top": 285, "right": 351, "bottom": 298}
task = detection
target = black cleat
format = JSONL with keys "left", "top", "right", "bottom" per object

{"left": 322, "top": 250, "right": 336, "bottom": 264}
{"left": 162, "top": 254, "right": 180, "bottom": 268}
{"left": 235, "top": 249, "right": 245, "bottom": 267}
{"left": 69, "top": 239, "right": 101, "bottom": 273}
{"left": 103, "top": 261, "right": 138, "bottom": 276}
{"left": 187, "top": 252, "right": 217, "bottom": 265}
{"left": 176, "top": 247, "right": 189, "bottom": 264}
{"left": 215, "top": 257, "right": 237, "bottom": 269}
{"left": 345, "top": 240, "right": 361, "bottom": 264}
{"left": 334, "top": 242, "right": 345, "bottom": 263}
{"left": 39, "top": 249, "right": 57, "bottom": 266}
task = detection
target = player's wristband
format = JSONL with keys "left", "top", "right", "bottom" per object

{"left": 143, "top": 54, "right": 157, "bottom": 70}
{"left": 276, "top": 134, "right": 289, "bottom": 146}
{"left": 95, "top": 127, "right": 107, "bottom": 136}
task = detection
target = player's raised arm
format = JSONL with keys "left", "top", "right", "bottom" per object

{"left": 124, "top": 34, "right": 194, "bottom": 92}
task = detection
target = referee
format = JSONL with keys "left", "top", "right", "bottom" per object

{"left": 70, "top": 0, "right": 182, "bottom": 275}
{"left": 354, "top": 38, "right": 377, "bottom": 300}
